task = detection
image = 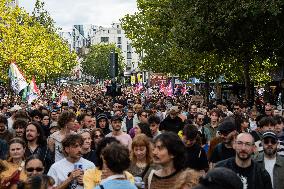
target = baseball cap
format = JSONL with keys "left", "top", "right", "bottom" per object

{"left": 218, "top": 121, "right": 236, "bottom": 133}
{"left": 262, "top": 131, "right": 277, "bottom": 140}
{"left": 111, "top": 115, "right": 123, "bottom": 122}
{"left": 97, "top": 113, "right": 108, "bottom": 121}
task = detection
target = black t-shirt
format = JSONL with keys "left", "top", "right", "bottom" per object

{"left": 82, "top": 149, "right": 97, "bottom": 164}
{"left": 210, "top": 143, "right": 235, "bottom": 163}
{"left": 232, "top": 161, "right": 253, "bottom": 189}
{"left": 185, "top": 143, "right": 209, "bottom": 171}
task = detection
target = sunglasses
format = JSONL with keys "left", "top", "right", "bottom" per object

{"left": 26, "top": 167, "right": 44, "bottom": 172}
{"left": 263, "top": 138, "right": 277, "bottom": 145}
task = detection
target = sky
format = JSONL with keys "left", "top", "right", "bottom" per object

{"left": 19, "top": 0, "right": 138, "bottom": 31}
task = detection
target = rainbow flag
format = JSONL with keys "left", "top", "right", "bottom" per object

{"left": 8, "top": 63, "right": 28, "bottom": 94}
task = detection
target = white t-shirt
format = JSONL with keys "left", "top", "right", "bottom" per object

{"left": 48, "top": 157, "right": 95, "bottom": 189}
{"left": 264, "top": 156, "right": 276, "bottom": 188}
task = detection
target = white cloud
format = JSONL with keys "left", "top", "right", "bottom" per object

{"left": 19, "top": 0, "right": 138, "bottom": 30}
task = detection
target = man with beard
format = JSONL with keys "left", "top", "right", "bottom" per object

{"left": 48, "top": 134, "right": 95, "bottom": 189}
{"left": 106, "top": 115, "right": 132, "bottom": 149}
{"left": 254, "top": 131, "right": 284, "bottom": 189}
{"left": 216, "top": 133, "right": 272, "bottom": 189}
{"left": 210, "top": 121, "right": 237, "bottom": 166}
{"left": 24, "top": 121, "right": 53, "bottom": 172}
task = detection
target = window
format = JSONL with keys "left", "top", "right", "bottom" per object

{"left": 127, "top": 52, "right": 132, "bottom": 59}
{"left": 117, "top": 37, "right": 122, "bottom": 44}
{"left": 117, "top": 30, "right": 121, "bottom": 34}
{"left": 127, "top": 44, "right": 132, "bottom": 52}
{"left": 101, "top": 37, "right": 109, "bottom": 43}
{"left": 127, "top": 60, "right": 132, "bottom": 67}
{"left": 117, "top": 45, "right": 122, "bottom": 49}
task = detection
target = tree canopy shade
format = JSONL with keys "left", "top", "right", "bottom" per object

{"left": 121, "top": 0, "right": 284, "bottom": 99}
{"left": 0, "top": 0, "right": 77, "bottom": 83}
{"left": 81, "top": 44, "right": 125, "bottom": 80}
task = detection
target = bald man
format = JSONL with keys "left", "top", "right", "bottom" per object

{"left": 216, "top": 133, "right": 272, "bottom": 189}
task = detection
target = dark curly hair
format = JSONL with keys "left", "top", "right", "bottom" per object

{"left": 102, "top": 143, "right": 130, "bottom": 174}
{"left": 154, "top": 132, "right": 186, "bottom": 171}
{"left": 57, "top": 111, "right": 76, "bottom": 128}
{"left": 95, "top": 137, "right": 119, "bottom": 169}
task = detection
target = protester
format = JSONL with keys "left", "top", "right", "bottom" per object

{"left": 0, "top": 115, "right": 14, "bottom": 143}
{"left": 254, "top": 131, "right": 284, "bottom": 189}
{"left": 24, "top": 121, "right": 53, "bottom": 173}
{"left": 106, "top": 115, "right": 132, "bottom": 149}
{"left": 0, "top": 138, "right": 27, "bottom": 189}
{"left": 13, "top": 119, "right": 28, "bottom": 139}
{"left": 128, "top": 134, "right": 156, "bottom": 180}
{"left": 215, "top": 133, "right": 272, "bottom": 189}
{"left": 94, "top": 143, "right": 137, "bottom": 189}
{"left": 133, "top": 123, "right": 153, "bottom": 138}
{"left": 83, "top": 137, "right": 134, "bottom": 189}
{"left": 182, "top": 125, "right": 209, "bottom": 172}
{"left": 174, "top": 168, "right": 201, "bottom": 189}
{"left": 148, "top": 115, "right": 161, "bottom": 139}
{"left": 48, "top": 134, "right": 95, "bottom": 189}
{"left": 145, "top": 132, "right": 186, "bottom": 189}
{"left": 96, "top": 113, "right": 111, "bottom": 135}
{"left": 91, "top": 128, "right": 105, "bottom": 150}
{"left": 204, "top": 109, "right": 220, "bottom": 141}
{"left": 48, "top": 111, "right": 77, "bottom": 162}
{"left": 209, "top": 121, "right": 237, "bottom": 166}
{"left": 160, "top": 106, "right": 184, "bottom": 134}
{"left": 192, "top": 167, "right": 243, "bottom": 189}
{"left": 24, "top": 155, "right": 45, "bottom": 177}
{"left": 78, "top": 129, "right": 97, "bottom": 164}
{"left": 17, "top": 175, "right": 55, "bottom": 189}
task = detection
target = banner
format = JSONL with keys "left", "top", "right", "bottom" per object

{"left": 8, "top": 63, "right": 28, "bottom": 94}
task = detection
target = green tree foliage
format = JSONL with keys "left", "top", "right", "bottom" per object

{"left": 81, "top": 44, "right": 125, "bottom": 79}
{"left": 0, "top": 0, "right": 77, "bottom": 83}
{"left": 122, "top": 0, "right": 283, "bottom": 99}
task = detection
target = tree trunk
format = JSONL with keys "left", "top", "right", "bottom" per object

{"left": 204, "top": 79, "right": 210, "bottom": 104}
{"left": 243, "top": 58, "right": 251, "bottom": 101}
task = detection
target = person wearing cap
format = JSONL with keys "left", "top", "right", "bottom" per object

{"left": 105, "top": 115, "right": 132, "bottom": 150}
{"left": 209, "top": 120, "right": 237, "bottom": 167}
{"left": 254, "top": 131, "right": 284, "bottom": 189}
{"left": 160, "top": 106, "right": 184, "bottom": 134}
{"left": 216, "top": 133, "right": 272, "bottom": 189}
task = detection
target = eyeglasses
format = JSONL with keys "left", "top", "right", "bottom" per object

{"left": 235, "top": 141, "right": 254, "bottom": 148}
{"left": 265, "top": 109, "right": 272, "bottom": 111}
{"left": 26, "top": 167, "right": 44, "bottom": 172}
{"left": 263, "top": 138, "right": 277, "bottom": 145}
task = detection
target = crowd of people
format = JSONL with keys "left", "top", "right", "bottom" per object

{"left": 0, "top": 83, "right": 283, "bottom": 189}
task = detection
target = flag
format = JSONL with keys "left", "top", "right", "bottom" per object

{"left": 30, "top": 76, "right": 40, "bottom": 96}
{"left": 160, "top": 82, "right": 165, "bottom": 94}
{"left": 8, "top": 63, "right": 28, "bottom": 94}
{"left": 27, "top": 76, "right": 40, "bottom": 104}
{"left": 58, "top": 91, "right": 68, "bottom": 105}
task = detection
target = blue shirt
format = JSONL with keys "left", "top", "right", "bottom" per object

{"left": 94, "top": 180, "right": 137, "bottom": 189}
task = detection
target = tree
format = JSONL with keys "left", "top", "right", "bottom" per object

{"left": 81, "top": 44, "right": 125, "bottom": 80}
{"left": 121, "top": 0, "right": 282, "bottom": 101}
{"left": 0, "top": 0, "right": 77, "bottom": 84}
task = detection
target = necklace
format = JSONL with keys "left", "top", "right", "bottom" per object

{"left": 136, "top": 162, "right": 147, "bottom": 168}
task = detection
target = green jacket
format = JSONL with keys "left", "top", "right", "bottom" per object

{"left": 254, "top": 152, "right": 284, "bottom": 189}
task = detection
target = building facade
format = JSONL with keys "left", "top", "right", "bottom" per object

{"left": 90, "top": 23, "right": 140, "bottom": 74}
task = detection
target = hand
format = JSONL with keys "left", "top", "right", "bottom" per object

{"left": 69, "top": 169, "right": 83, "bottom": 180}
